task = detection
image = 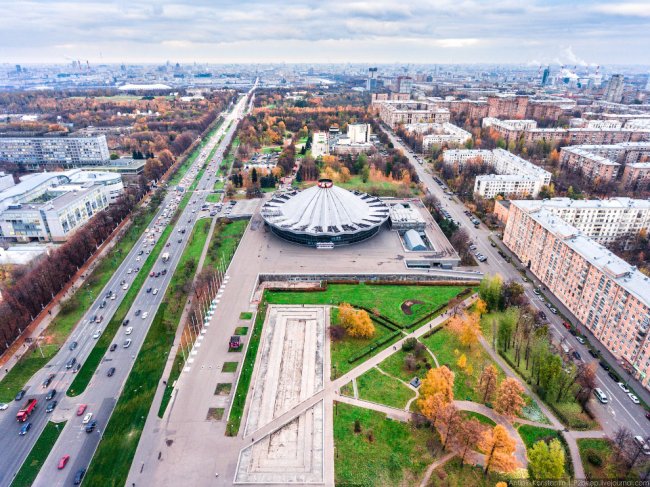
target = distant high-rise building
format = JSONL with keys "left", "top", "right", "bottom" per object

{"left": 541, "top": 66, "right": 550, "bottom": 86}
{"left": 15, "top": 65, "right": 21, "bottom": 74}
{"left": 605, "top": 74, "right": 625, "bottom": 103}
{"left": 366, "top": 67, "right": 378, "bottom": 91}
{"left": 645, "top": 74, "right": 650, "bottom": 92}
{"left": 396, "top": 76, "right": 413, "bottom": 94}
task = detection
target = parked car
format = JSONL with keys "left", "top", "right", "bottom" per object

{"left": 110, "top": 344, "right": 117, "bottom": 352}
{"left": 599, "top": 361, "right": 610, "bottom": 371}
{"left": 572, "top": 351, "right": 582, "bottom": 361}
{"left": 550, "top": 308, "right": 558, "bottom": 314}
{"left": 588, "top": 349, "right": 599, "bottom": 358}
{"left": 634, "top": 436, "right": 650, "bottom": 455}
{"left": 576, "top": 336, "right": 586, "bottom": 344}
{"left": 608, "top": 371, "right": 619, "bottom": 381}
{"left": 0, "top": 403, "right": 8, "bottom": 411}
{"left": 618, "top": 382, "right": 630, "bottom": 393}
{"left": 593, "top": 388, "right": 608, "bottom": 404}
{"left": 628, "top": 393, "right": 640, "bottom": 404}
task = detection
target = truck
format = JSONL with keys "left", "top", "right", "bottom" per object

{"left": 161, "top": 252, "right": 170, "bottom": 263}
{"left": 16, "top": 398, "right": 37, "bottom": 422}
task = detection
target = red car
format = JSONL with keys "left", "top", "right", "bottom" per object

{"left": 57, "top": 454, "right": 70, "bottom": 470}
{"left": 76, "top": 404, "right": 87, "bottom": 416}
{"left": 563, "top": 321, "right": 571, "bottom": 330}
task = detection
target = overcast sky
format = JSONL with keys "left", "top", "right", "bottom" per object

{"left": 2, "top": 0, "right": 650, "bottom": 65}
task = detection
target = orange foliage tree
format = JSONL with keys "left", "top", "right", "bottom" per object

{"left": 479, "top": 424, "right": 518, "bottom": 474}
{"left": 494, "top": 377, "right": 526, "bottom": 421}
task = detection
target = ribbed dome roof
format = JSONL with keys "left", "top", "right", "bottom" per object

{"left": 261, "top": 180, "right": 390, "bottom": 236}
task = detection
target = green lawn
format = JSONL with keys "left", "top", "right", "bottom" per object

{"left": 356, "top": 367, "right": 414, "bottom": 409}
{"left": 420, "top": 326, "right": 506, "bottom": 404}
{"left": 234, "top": 327, "right": 248, "bottom": 335}
{"left": 378, "top": 347, "right": 434, "bottom": 384}
{"left": 518, "top": 424, "right": 572, "bottom": 478}
{"left": 11, "top": 421, "right": 65, "bottom": 487}
{"left": 239, "top": 312, "right": 253, "bottom": 320}
{"left": 334, "top": 402, "right": 439, "bottom": 486}
{"left": 82, "top": 216, "right": 215, "bottom": 486}
{"left": 266, "top": 283, "right": 466, "bottom": 328}
{"left": 223, "top": 361, "right": 238, "bottom": 373}
{"left": 427, "top": 457, "right": 513, "bottom": 487}
{"left": 577, "top": 438, "right": 621, "bottom": 480}
{"left": 330, "top": 307, "right": 401, "bottom": 377}
{"left": 226, "top": 299, "right": 265, "bottom": 436}
{"left": 340, "top": 381, "right": 354, "bottom": 397}
{"left": 206, "top": 193, "right": 221, "bottom": 203}
{"left": 0, "top": 195, "right": 165, "bottom": 403}
{"left": 461, "top": 411, "right": 496, "bottom": 427}
{"left": 261, "top": 146, "right": 282, "bottom": 153}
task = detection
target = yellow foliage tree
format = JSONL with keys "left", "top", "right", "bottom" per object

{"left": 339, "top": 166, "right": 351, "bottom": 183}
{"left": 338, "top": 303, "right": 375, "bottom": 338}
{"left": 420, "top": 366, "right": 455, "bottom": 404}
{"left": 475, "top": 298, "right": 488, "bottom": 316}
{"left": 457, "top": 354, "right": 467, "bottom": 369}
{"left": 417, "top": 392, "right": 446, "bottom": 426}
{"left": 479, "top": 425, "right": 518, "bottom": 474}
{"left": 459, "top": 313, "right": 482, "bottom": 348}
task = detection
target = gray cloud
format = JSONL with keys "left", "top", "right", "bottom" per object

{"left": 0, "top": 0, "right": 648, "bottom": 64}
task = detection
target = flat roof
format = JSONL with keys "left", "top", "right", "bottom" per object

{"left": 512, "top": 197, "right": 650, "bottom": 212}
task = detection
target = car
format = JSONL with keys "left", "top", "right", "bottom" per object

{"left": 155, "top": 272, "right": 161, "bottom": 278}
{"left": 165, "top": 242, "right": 170, "bottom": 248}
{"left": 618, "top": 382, "right": 630, "bottom": 393}
{"left": 522, "top": 276, "right": 529, "bottom": 282}
{"left": 142, "top": 312, "right": 148, "bottom": 319}
{"left": 93, "top": 330, "right": 101, "bottom": 339}
{"left": 123, "top": 339, "right": 132, "bottom": 348}
{"left": 135, "top": 309, "right": 141, "bottom": 317}
{"left": 550, "top": 308, "right": 558, "bottom": 314}
{"left": 608, "top": 371, "right": 619, "bottom": 381}
{"left": 107, "top": 367, "right": 116, "bottom": 377}
{"left": 73, "top": 363, "right": 81, "bottom": 373}
{"left": 469, "top": 245, "right": 477, "bottom": 251}
{"left": 490, "top": 241, "right": 497, "bottom": 247}
{"left": 594, "top": 388, "right": 608, "bottom": 404}
{"left": 646, "top": 412, "right": 650, "bottom": 422}
{"left": 99, "top": 300, "right": 106, "bottom": 309}
{"left": 85, "top": 419, "right": 97, "bottom": 433}
{"left": 66, "top": 358, "right": 76, "bottom": 369}
{"left": 77, "top": 404, "right": 87, "bottom": 416}
{"left": 46, "top": 400, "right": 57, "bottom": 413}
{"left": 588, "top": 349, "right": 599, "bottom": 358}
{"left": 546, "top": 302, "right": 552, "bottom": 309}
{"left": 127, "top": 268, "right": 133, "bottom": 274}
{"left": 110, "top": 343, "right": 117, "bottom": 352}
{"left": 138, "top": 250, "right": 144, "bottom": 256}
{"left": 576, "top": 336, "right": 585, "bottom": 344}
{"left": 178, "top": 239, "right": 182, "bottom": 243}
{"left": 153, "top": 288, "right": 159, "bottom": 295}
{"left": 629, "top": 393, "right": 640, "bottom": 404}
{"left": 136, "top": 256, "right": 141, "bottom": 261}
{"left": 82, "top": 413, "right": 93, "bottom": 424}
{"left": 69, "top": 341, "right": 78, "bottom": 351}
{"left": 572, "top": 351, "right": 582, "bottom": 361}
{"left": 135, "top": 266, "right": 140, "bottom": 272}
{"left": 599, "top": 361, "right": 610, "bottom": 371}
{"left": 538, "top": 295, "right": 545, "bottom": 302}
{"left": 111, "top": 294, "right": 116, "bottom": 300}
{"left": 569, "top": 329, "right": 578, "bottom": 336}
{"left": 0, "top": 403, "right": 8, "bottom": 411}
{"left": 533, "top": 288, "right": 541, "bottom": 295}
{"left": 57, "top": 454, "right": 70, "bottom": 470}
{"left": 45, "top": 389, "right": 57, "bottom": 401}
{"left": 146, "top": 287, "right": 152, "bottom": 293}
{"left": 539, "top": 312, "right": 547, "bottom": 320}
{"left": 125, "top": 327, "right": 133, "bottom": 335}
{"left": 19, "top": 422, "right": 31, "bottom": 435}
{"left": 122, "top": 284, "right": 128, "bottom": 290}
{"left": 562, "top": 321, "right": 570, "bottom": 330}
{"left": 150, "top": 271, "right": 155, "bottom": 277}
{"left": 634, "top": 436, "right": 650, "bottom": 455}
{"left": 43, "top": 373, "right": 55, "bottom": 387}
{"left": 161, "top": 269, "right": 167, "bottom": 275}
{"left": 123, "top": 319, "right": 130, "bottom": 326}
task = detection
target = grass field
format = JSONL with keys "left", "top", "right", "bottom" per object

{"left": 334, "top": 402, "right": 438, "bottom": 486}
{"left": 239, "top": 312, "right": 253, "bottom": 320}
{"left": 577, "top": 438, "right": 619, "bottom": 480}
{"left": 461, "top": 410, "right": 496, "bottom": 427}
{"left": 265, "top": 283, "right": 466, "bottom": 328}
{"left": 427, "top": 457, "right": 513, "bottom": 487}
{"left": 0, "top": 197, "right": 165, "bottom": 403}
{"left": 378, "top": 347, "right": 434, "bottom": 384}
{"left": 420, "top": 326, "right": 507, "bottom": 404}
{"left": 356, "top": 367, "right": 414, "bottom": 409}
{"left": 518, "top": 424, "right": 573, "bottom": 478}
{"left": 223, "top": 361, "right": 238, "bottom": 373}
{"left": 234, "top": 327, "right": 248, "bottom": 335}
{"left": 82, "top": 217, "right": 214, "bottom": 486}
{"left": 206, "top": 193, "right": 221, "bottom": 203}
{"left": 11, "top": 421, "right": 66, "bottom": 487}
{"left": 302, "top": 175, "right": 422, "bottom": 197}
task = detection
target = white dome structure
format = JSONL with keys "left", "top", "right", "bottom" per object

{"left": 261, "top": 179, "right": 390, "bottom": 247}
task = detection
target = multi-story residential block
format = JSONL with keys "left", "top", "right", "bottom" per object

{"left": 442, "top": 148, "right": 551, "bottom": 198}
{"left": 0, "top": 169, "right": 123, "bottom": 242}
{"left": 621, "top": 163, "right": 650, "bottom": 190}
{"left": 559, "top": 146, "right": 621, "bottom": 183}
{"left": 403, "top": 123, "right": 471, "bottom": 149}
{"left": 311, "top": 132, "right": 329, "bottom": 158}
{"left": 606, "top": 74, "right": 625, "bottom": 103}
{"left": 505, "top": 197, "right": 650, "bottom": 247}
{"left": 487, "top": 94, "right": 528, "bottom": 119}
{"left": 0, "top": 135, "right": 110, "bottom": 169}
{"left": 503, "top": 202, "right": 650, "bottom": 389}
{"left": 376, "top": 100, "right": 450, "bottom": 128}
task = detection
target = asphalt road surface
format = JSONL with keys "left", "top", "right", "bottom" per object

{"left": 384, "top": 127, "right": 650, "bottom": 440}
{"left": 0, "top": 88, "right": 253, "bottom": 487}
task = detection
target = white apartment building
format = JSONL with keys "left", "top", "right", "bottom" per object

{"left": 347, "top": 124, "right": 371, "bottom": 144}
{"left": 311, "top": 132, "right": 329, "bottom": 158}
{"left": 474, "top": 174, "right": 541, "bottom": 199}
{"left": 0, "top": 169, "right": 123, "bottom": 242}
{"left": 421, "top": 124, "right": 472, "bottom": 149}
{"left": 0, "top": 135, "right": 110, "bottom": 169}
{"left": 442, "top": 149, "right": 494, "bottom": 167}
{"left": 482, "top": 118, "right": 537, "bottom": 131}
{"left": 507, "top": 197, "right": 650, "bottom": 247}
{"left": 377, "top": 100, "right": 450, "bottom": 128}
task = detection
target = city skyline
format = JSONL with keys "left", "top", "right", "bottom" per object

{"left": 2, "top": 0, "right": 650, "bottom": 65}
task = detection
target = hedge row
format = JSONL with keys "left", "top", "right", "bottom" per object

{"left": 347, "top": 330, "right": 402, "bottom": 364}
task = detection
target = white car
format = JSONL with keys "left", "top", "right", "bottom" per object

{"left": 136, "top": 256, "right": 141, "bottom": 262}
{"left": 82, "top": 413, "right": 93, "bottom": 424}
{"left": 127, "top": 268, "right": 133, "bottom": 274}
{"left": 142, "top": 312, "right": 149, "bottom": 319}
{"left": 618, "top": 382, "right": 630, "bottom": 393}
{"left": 92, "top": 330, "right": 101, "bottom": 339}
{"left": 125, "top": 327, "right": 133, "bottom": 335}
{"left": 152, "top": 289, "right": 159, "bottom": 295}
{"left": 628, "top": 393, "right": 640, "bottom": 404}
{"left": 0, "top": 403, "right": 8, "bottom": 411}
{"left": 110, "top": 294, "right": 116, "bottom": 300}
{"left": 122, "top": 284, "right": 128, "bottom": 290}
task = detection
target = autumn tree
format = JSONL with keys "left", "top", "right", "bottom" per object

{"left": 495, "top": 377, "right": 526, "bottom": 421}
{"left": 479, "top": 364, "right": 498, "bottom": 404}
{"left": 479, "top": 424, "right": 518, "bottom": 475}
{"left": 418, "top": 393, "right": 447, "bottom": 427}
{"left": 478, "top": 274, "right": 503, "bottom": 311}
{"left": 448, "top": 312, "right": 482, "bottom": 348}
{"left": 420, "top": 366, "right": 455, "bottom": 404}
{"left": 437, "top": 403, "right": 463, "bottom": 450}
{"left": 451, "top": 418, "right": 485, "bottom": 466}
{"left": 338, "top": 303, "right": 375, "bottom": 338}
{"left": 529, "top": 439, "right": 565, "bottom": 480}
{"left": 475, "top": 298, "right": 488, "bottom": 316}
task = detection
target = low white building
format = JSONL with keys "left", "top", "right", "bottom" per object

{"left": 0, "top": 169, "right": 124, "bottom": 242}
{"left": 403, "top": 123, "right": 471, "bottom": 150}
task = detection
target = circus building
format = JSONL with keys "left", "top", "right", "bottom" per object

{"left": 260, "top": 179, "right": 390, "bottom": 247}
